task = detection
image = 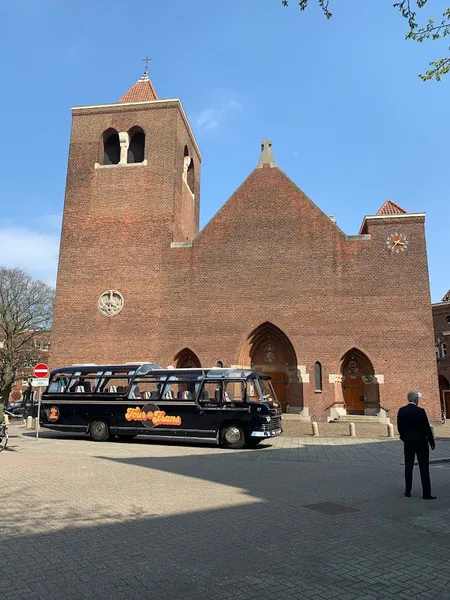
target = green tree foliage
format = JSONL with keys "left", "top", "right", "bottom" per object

{"left": 282, "top": 1, "right": 450, "bottom": 81}
{"left": 0, "top": 268, "right": 54, "bottom": 412}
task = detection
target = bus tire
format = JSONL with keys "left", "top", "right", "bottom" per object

{"left": 246, "top": 438, "right": 263, "bottom": 447}
{"left": 89, "top": 419, "right": 109, "bottom": 442}
{"left": 117, "top": 434, "right": 137, "bottom": 442}
{"left": 221, "top": 425, "right": 245, "bottom": 449}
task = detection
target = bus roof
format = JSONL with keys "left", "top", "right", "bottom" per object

{"left": 132, "top": 366, "right": 268, "bottom": 380}
{"left": 48, "top": 364, "right": 269, "bottom": 380}
{"left": 49, "top": 363, "right": 163, "bottom": 375}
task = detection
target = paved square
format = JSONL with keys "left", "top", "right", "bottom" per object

{"left": 1, "top": 427, "right": 450, "bottom": 600}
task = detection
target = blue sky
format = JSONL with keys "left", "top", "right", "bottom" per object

{"left": 0, "top": 0, "right": 448, "bottom": 301}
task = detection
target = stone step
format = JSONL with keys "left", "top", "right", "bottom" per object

{"left": 332, "top": 415, "right": 391, "bottom": 424}
{"left": 283, "top": 414, "right": 311, "bottom": 423}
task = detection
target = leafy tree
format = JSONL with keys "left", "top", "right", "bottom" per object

{"left": 282, "top": 1, "right": 450, "bottom": 81}
{"left": 0, "top": 268, "right": 54, "bottom": 416}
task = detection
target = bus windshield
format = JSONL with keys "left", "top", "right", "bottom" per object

{"left": 255, "top": 378, "right": 277, "bottom": 403}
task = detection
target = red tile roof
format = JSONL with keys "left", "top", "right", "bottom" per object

{"left": 376, "top": 200, "right": 407, "bottom": 215}
{"left": 118, "top": 72, "right": 158, "bottom": 103}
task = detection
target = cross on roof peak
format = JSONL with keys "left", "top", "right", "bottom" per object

{"left": 142, "top": 55, "right": 151, "bottom": 72}
{"left": 138, "top": 55, "right": 151, "bottom": 82}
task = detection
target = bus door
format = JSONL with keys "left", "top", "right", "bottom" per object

{"left": 197, "top": 380, "right": 247, "bottom": 435}
{"left": 220, "top": 379, "right": 249, "bottom": 423}
{"left": 100, "top": 370, "right": 137, "bottom": 430}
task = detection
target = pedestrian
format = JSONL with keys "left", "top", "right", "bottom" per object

{"left": 397, "top": 391, "right": 436, "bottom": 499}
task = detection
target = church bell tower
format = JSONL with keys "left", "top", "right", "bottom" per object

{"left": 50, "top": 64, "right": 202, "bottom": 367}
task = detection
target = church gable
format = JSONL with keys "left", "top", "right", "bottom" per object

{"left": 194, "top": 141, "right": 346, "bottom": 252}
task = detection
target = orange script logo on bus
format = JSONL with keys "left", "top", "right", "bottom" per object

{"left": 125, "top": 407, "right": 182, "bottom": 427}
{"left": 49, "top": 407, "right": 59, "bottom": 422}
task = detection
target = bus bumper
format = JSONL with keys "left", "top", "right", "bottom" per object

{"left": 250, "top": 429, "right": 282, "bottom": 438}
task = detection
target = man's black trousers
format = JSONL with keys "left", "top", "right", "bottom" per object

{"left": 404, "top": 441, "right": 431, "bottom": 496}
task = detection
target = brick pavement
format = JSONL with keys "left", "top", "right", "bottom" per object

{"left": 1, "top": 428, "right": 450, "bottom": 600}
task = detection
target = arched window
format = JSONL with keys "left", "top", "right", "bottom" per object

{"left": 174, "top": 348, "right": 202, "bottom": 368}
{"left": 127, "top": 127, "right": 145, "bottom": 164}
{"left": 314, "top": 361, "right": 322, "bottom": 392}
{"left": 183, "top": 145, "right": 195, "bottom": 194}
{"left": 103, "top": 129, "right": 120, "bottom": 165}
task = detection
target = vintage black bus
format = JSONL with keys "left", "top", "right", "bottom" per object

{"left": 39, "top": 363, "right": 283, "bottom": 449}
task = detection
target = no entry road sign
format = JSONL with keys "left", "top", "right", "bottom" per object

{"left": 33, "top": 363, "right": 49, "bottom": 379}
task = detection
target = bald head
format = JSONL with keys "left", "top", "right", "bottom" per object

{"left": 407, "top": 391, "right": 422, "bottom": 405}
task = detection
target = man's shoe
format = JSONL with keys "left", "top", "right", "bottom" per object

{"left": 422, "top": 495, "right": 437, "bottom": 500}
{"left": 404, "top": 492, "right": 411, "bottom": 497}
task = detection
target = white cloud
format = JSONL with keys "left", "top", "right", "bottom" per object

{"left": 0, "top": 215, "right": 61, "bottom": 287}
{"left": 196, "top": 99, "right": 242, "bottom": 132}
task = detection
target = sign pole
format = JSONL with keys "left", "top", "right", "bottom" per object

{"left": 36, "top": 386, "right": 41, "bottom": 441}
{"left": 32, "top": 363, "right": 49, "bottom": 442}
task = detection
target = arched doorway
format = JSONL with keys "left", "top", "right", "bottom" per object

{"left": 244, "top": 322, "right": 300, "bottom": 412}
{"left": 173, "top": 348, "right": 202, "bottom": 368}
{"left": 439, "top": 374, "right": 450, "bottom": 418}
{"left": 340, "top": 349, "right": 379, "bottom": 415}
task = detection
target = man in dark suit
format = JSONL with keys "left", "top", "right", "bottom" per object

{"left": 397, "top": 391, "right": 436, "bottom": 499}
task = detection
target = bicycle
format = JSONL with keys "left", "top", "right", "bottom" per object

{"left": 0, "top": 422, "right": 8, "bottom": 452}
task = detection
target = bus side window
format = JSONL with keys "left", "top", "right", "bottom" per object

{"left": 131, "top": 379, "right": 162, "bottom": 400}
{"left": 97, "top": 370, "right": 135, "bottom": 395}
{"left": 48, "top": 374, "right": 70, "bottom": 393}
{"left": 224, "top": 381, "right": 244, "bottom": 403}
{"left": 101, "top": 377, "right": 131, "bottom": 395}
{"left": 67, "top": 372, "right": 98, "bottom": 393}
{"left": 168, "top": 381, "right": 197, "bottom": 401}
{"left": 199, "top": 382, "right": 221, "bottom": 405}
{"left": 246, "top": 381, "right": 259, "bottom": 402}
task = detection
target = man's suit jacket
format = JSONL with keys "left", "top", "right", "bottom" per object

{"left": 397, "top": 403, "right": 435, "bottom": 446}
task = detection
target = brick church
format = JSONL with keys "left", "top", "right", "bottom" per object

{"left": 50, "top": 67, "right": 441, "bottom": 421}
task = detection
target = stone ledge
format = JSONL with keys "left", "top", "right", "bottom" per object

{"left": 347, "top": 234, "right": 371, "bottom": 241}
{"left": 170, "top": 241, "right": 193, "bottom": 248}
{"left": 94, "top": 160, "right": 148, "bottom": 169}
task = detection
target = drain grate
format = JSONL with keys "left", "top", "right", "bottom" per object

{"left": 302, "top": 502, "right": 359, "bottom": 515}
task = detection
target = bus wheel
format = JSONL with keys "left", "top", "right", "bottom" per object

{"left": 90, "top": 419, "right": 109, "bottom": 442}
{"left": 117, "top": 434, "right": 137, "bottom": 442}
{"left": 221, "top": 425, "right": 245, "bottom": 449}
{"left": 246, "top": 439, "right": 263, "bottom": 448}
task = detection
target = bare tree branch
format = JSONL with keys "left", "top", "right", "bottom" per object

{"left": 0, "top": 267, "right": 54, "bottom": 406}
